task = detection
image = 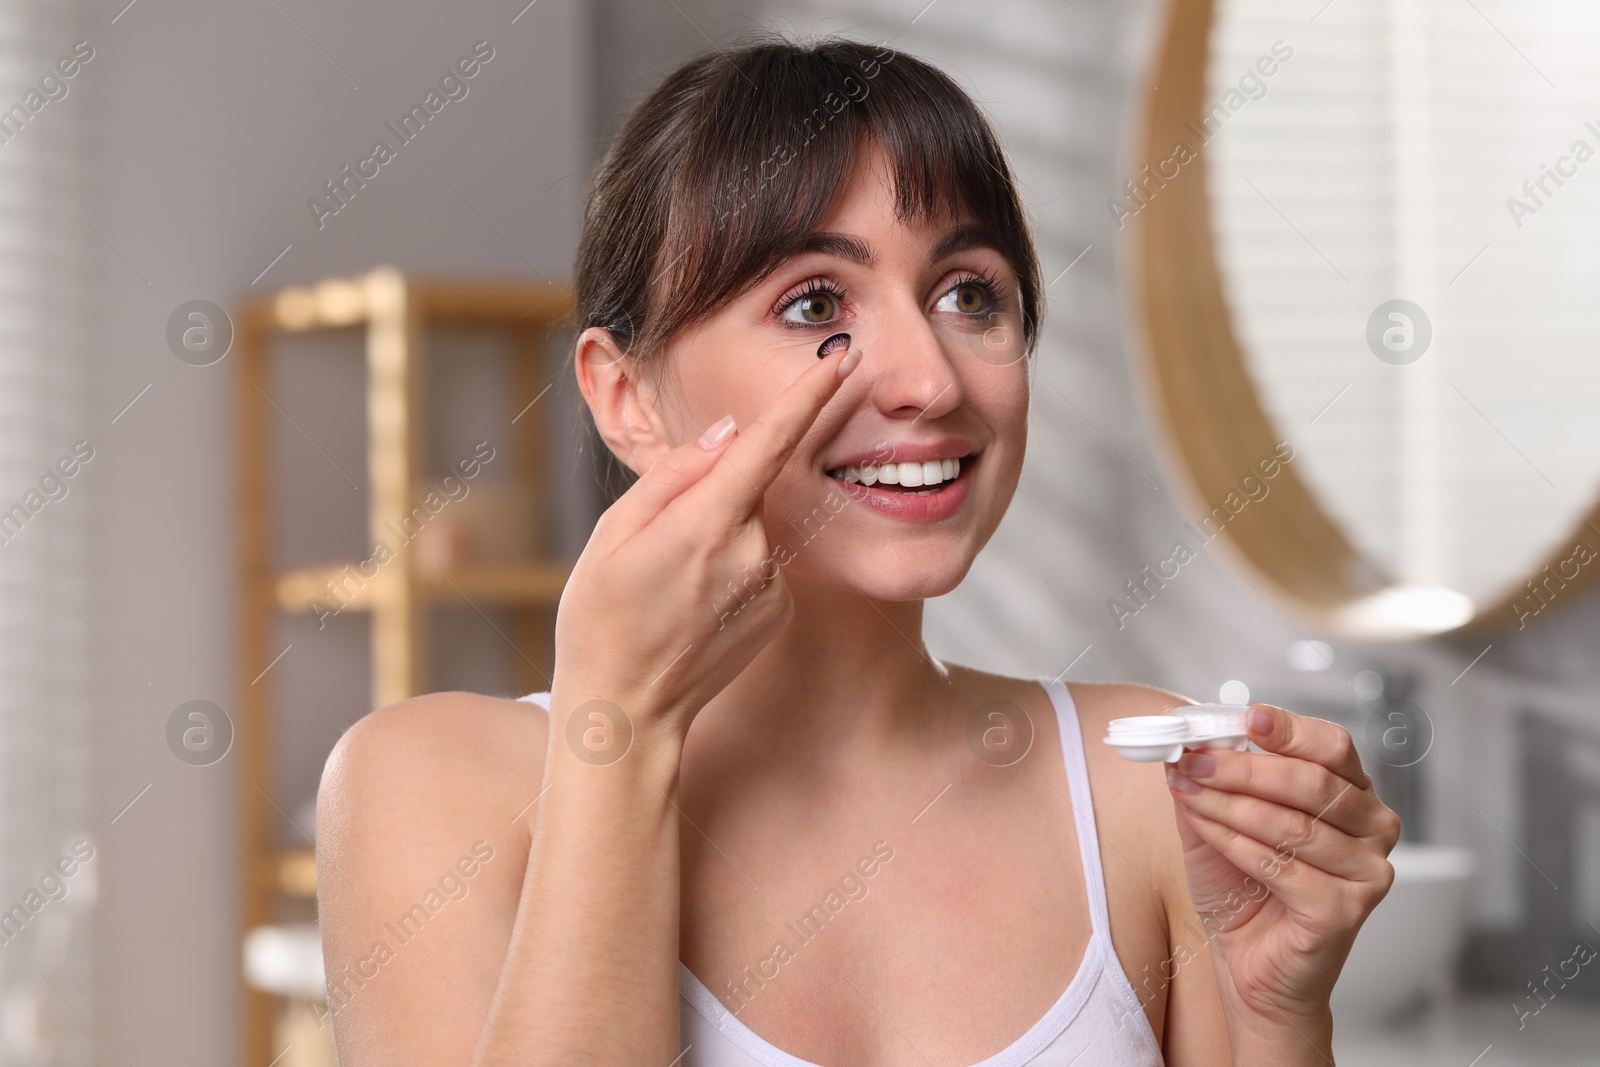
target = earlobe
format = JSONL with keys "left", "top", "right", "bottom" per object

{"left": 573, "top": 327, "right": 671, "bottom": 476}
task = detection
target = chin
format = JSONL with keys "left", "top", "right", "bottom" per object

{"left": 795, "top": 541, "right": 979, "bottom": 602}
{"left": 850, "top": 567, "right": 971, "bottom": 602}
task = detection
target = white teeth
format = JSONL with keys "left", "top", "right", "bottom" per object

{"left": 827, "top": 456, "right": 966, "bottom": 487}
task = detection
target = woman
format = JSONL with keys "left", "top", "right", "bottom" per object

{"left": 316, "top": 31, "right": 1400, "bottom": 1066}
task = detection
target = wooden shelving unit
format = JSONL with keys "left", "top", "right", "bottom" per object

{"left": 234, "top": 267, "right": 576, "bottom": 1067}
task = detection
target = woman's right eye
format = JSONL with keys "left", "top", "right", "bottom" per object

{"left": 782, "top": 292, "right": 839, "bottom": 325}
{"left": 774, "top": 277, "right": 849, "bottom": 330}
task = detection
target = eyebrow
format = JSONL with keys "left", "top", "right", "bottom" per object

{"left": 794, "top": 223, "right": 1002, "bottom": 268}
{"left": 930, "top": 224, "right": 1004, "bottom": 261}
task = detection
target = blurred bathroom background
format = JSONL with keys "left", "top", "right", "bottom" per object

{"left": 1, "top": 0, "right": 1596, "bottom": 1063}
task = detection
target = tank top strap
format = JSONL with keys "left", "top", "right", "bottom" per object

{"left": 1034, "top": 677, "right": 1116, "bottom": 943}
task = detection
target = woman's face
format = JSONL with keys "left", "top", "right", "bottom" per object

{"left": 634, "top": 140, "right": 1031, "bottom": 602}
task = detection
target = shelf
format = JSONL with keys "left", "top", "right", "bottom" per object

{"left": 278, "top": 848, "right": 318, "bottom": 898}
{"left": 420, "top": 560, "right": 572, "bottom": 604}
{"left": 262, "top": 269, "right": 572, "bottom": 333}
{"left": 237, "top": 268, "right": 576, "bottom": 1067}
{"left": 275, "top": 560, "right": 573, "bottom": 613}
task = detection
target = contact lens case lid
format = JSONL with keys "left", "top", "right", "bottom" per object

{"left": 1172, "top": 702, "right": 1248, "bottom": 731}
{"left": 1171, "top": 703, "right": 1250, "bottom": 747}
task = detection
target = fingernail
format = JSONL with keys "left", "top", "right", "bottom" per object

{"left": 1168, "top": 767, "right": 1203, "bottom": 795}
{"left": 1180, "top": 751, "right": 1216, "bottom": 778}
{"left": 837, "top": 348, "right": 863, "bottom": 379}
{"left": 698, "top": 414, "right": 736, "bottom": 449}
{"left": 1249, "top": 707, "right": 1273, "bottom": 735}
{"left": 1166, "top": 765, "right": 1202, "bottom": 795}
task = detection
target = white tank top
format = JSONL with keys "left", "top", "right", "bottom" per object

{"left": 516, "top": 678, "right": 1166, "bottom": 1065}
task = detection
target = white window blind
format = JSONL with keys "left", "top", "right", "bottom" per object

{"left": 0, "top": 0, "right": 94, "bottom": 1063}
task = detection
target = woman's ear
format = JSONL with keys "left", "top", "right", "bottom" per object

{"left": 573, "top": 326, "right": 674, "bottom": 477}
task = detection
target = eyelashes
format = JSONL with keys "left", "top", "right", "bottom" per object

{"left": 950, "top": 265, "right": 1011, "bottom": 312}
{"left": 773, "top": 275, "right": 849, "bottom": 329}
{"left": 772, "top": 268, "right": 1010, "bottom": 331}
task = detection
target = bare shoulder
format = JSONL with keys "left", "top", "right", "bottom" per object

{"left": 1065, "top": 678, "right": 1195, "bottom": 730}
{"left": 1064, "top": 680, "right": 1196, "bottom": 862}
{"left": 314, "top": 690, "right": 551, "bottom": 1062}
{"left": 1071, "top": 681, "right": 1212, "bottom": 1048}
{"left": 320, "top": 689, "right": 549, "bottom": 809}
{"left": 1057, "top": 683, "right": 1201, "bottom": 917}
{"left": 948, "top": 669, "right": 1208, "bottom": 1043}
{"left": 943, "top": 665, "right": 1194, "bottom": 870}
{"left": 319, "top": 690, "right": 551, "bottom": 857}
{"left": 941, "top": 664, "right": 1190, "bottom": 727}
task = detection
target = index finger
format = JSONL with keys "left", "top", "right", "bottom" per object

{"left": 673, "top": 345, "right": 861, "bottom": 521}
{"left": 1246, "top": 703, "right": 1374, "bottom": 791}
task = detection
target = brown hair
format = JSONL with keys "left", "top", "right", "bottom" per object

{"left": 568, "top": 30, "right": 1043, "bottom": 485}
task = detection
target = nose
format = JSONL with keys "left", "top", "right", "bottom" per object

{"left": 860, "top": 309, "right": 964, "bottom": 421}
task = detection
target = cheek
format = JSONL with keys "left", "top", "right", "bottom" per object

{"left": 758, "top": 431, "right": 830, "bottom": 521}
{"left": 668, "top": 348, "right": 799, "bottom": 445}
{"left": 966, "top": 368, "right": 1030, "bottom": 512}
{"left": 969, "top": 366, "right": 1031, "bottom": 447}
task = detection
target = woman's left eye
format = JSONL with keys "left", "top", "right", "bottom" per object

{"left": 934, "top": 276, "right": 1003, "bottom": 317}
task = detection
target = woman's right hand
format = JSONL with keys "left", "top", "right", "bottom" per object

{"left": 549, "top": 344, "right": 862, "bottom": 754}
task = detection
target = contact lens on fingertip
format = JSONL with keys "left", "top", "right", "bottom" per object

{"left": 817, "top": 331, "right": 851, "bottom": 358}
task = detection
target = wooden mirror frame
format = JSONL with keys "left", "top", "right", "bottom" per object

{"left": 1124, "top": 0, "right": 1600, "bottom": 639}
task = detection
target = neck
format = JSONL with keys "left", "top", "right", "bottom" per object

{"left": 689, "top": 576, "right": 957, "bottom": 775}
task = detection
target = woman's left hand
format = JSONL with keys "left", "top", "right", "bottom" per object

{"left": 1164, "top": 703, "right": 1402, "bottom": 1035}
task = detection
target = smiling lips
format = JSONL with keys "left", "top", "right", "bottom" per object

{"left": 826, "top": 456, "right": 962, "bottom": 493}
{"left": 821, "top": 451, "right": 976, "bottom": 523}
{"left": 819, "top": 436, "right": 980, "bottom": 521}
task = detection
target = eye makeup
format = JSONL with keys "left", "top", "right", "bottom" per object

{"left": 817, "top": 331, "right": 851, "bottom": 358}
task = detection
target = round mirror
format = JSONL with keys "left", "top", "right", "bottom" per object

{"left": 1127, "top": 0, "right": 1600, "bottom": 639}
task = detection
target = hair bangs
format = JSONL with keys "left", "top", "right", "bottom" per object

{"left": 619, "top": 33, "right": 1041, "bottom": 364}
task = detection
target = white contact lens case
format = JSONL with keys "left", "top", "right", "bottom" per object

{"left": 1102, "top": 703, "right": 1251, "bottom": 762}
